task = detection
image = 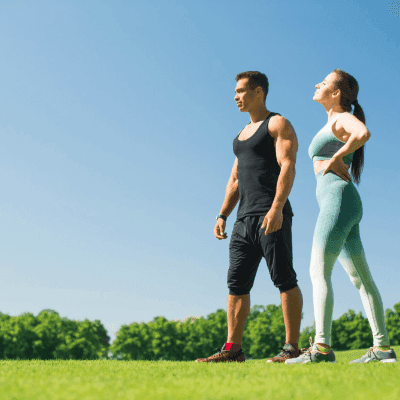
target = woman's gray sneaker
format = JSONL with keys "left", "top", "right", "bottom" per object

{"left": 285, "top": 337, "right": 336, "bottom": 365}
{"left": 349, "top": 347, "right": 398, "bottom": 364}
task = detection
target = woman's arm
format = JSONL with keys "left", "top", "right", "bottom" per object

{"left": 333, "top": 112, "right": 371, "bottom": 159}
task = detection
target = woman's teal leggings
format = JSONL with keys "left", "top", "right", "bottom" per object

{"left": 310, "top": 170, "right": 389, "bottom": 347}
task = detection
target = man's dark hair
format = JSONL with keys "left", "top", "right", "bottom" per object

{"left": 235, "top": 71, "right": 269, "bottom": 103}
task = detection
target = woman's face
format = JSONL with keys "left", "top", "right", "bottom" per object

{"left": 313, "top": 72, "right": 338, "bottom": 104}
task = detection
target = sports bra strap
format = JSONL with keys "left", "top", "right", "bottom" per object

{"left": 328, "top": 114, "right": 341, "bottom": 126}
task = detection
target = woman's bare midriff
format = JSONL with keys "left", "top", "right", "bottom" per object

{"left": 313, "top": 159, "right": 350, "bottom": 175}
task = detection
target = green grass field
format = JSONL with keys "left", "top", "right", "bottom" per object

{"left": 1, "top": 346, "right": 399, "bottom": 399}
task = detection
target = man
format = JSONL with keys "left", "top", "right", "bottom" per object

{"left": 196, "top": 71, "right": 303, "bottom": 363}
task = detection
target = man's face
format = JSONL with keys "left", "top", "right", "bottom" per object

{"left": 234, "top": 78, "right": 259, "bottom": 112}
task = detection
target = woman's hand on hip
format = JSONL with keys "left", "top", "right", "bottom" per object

{"left": 322, "top": 157, "right": 352, "bottom": 182}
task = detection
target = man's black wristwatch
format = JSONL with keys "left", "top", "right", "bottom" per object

{"left": 216, "top": 214, "right": 227, "bottom": 221}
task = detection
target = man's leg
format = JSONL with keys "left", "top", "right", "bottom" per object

{"left": 227, "top": 293, "right": 251, "bottom": 345}
{"left": 280, "top": 286, "right": 303, "bottom": 345}
{"left": 261, "top": 214, "right": 302, "bottom": 362}
{"left": 195, "top": 293, "right": 250, "bottom": 362}
{"left": 196, "top": 218, "right": 260, "bottom": 362}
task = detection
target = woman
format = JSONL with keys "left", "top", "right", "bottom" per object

{"left": 286, "top": 69, "right": 397, "bottom": 364}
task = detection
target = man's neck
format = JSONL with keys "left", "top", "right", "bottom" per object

{"left": 248, "top": 106, "right": 270, "bottom": 124}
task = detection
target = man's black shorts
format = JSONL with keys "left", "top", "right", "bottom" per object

{"left": 227, "top": 213, "right": 298, "bottom": 295}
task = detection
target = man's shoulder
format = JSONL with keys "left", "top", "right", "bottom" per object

{"left": 268, "top": 114, "right": 293, "bottom": 138}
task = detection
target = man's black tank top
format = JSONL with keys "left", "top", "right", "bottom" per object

{"left": 232, "top": 112, "right": 294, "bottom": 220}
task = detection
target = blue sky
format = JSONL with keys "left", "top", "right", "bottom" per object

{"left": 0, "top": 0, "right": 399, "bottom": 343}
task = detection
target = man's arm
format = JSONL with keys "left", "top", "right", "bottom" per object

{"left": 215, "top": 158, "right": 240, "bottom": 240}
{"left": 219, "top": 157, "right": 240, "bottom": 217}
{"left": 271, "top": 116, "right": 298, "bottom": 211}
{"left": 261, "top": 116, "right": 298, "bottom": 235}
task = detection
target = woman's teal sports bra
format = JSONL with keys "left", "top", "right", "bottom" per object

{"left": 308, "top": 114, "right": 354, "bottom": 165}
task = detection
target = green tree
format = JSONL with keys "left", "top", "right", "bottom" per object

{"left": 32, "top": 310, "right": 65, "bottom": 359}
{"left": 242, "top": 304, "right": 285, "bottom": 359}
{"left": 148, "top": 317, "right": 182, "bottom": 360}
{"left": 178, "top": 316, "right": 208, "bottom": 361}
{"left": 54, "top": 319, "right": 110, "bottom": 360}
{"left": 112, "top": 321, "right": 152, "bottom": 360}
{"left": 0, "top": 312, "right": 39, "bottom": 359}
{"left": 299, "top": 309, "right": 373, "bottom": 351}
{"left": 299, "top": 325, "right": 316, "bottom": 349}
{"left": 332, "top": 310, "right": 371, "bottom": 350}
{"left": 385, "top": 302, "right": 400, "bottom": 345}
{"left": 0, "top": 310, "right": 110, "bottom": 360}
{"left": 112, "top": 310, "right": 228, "bottom": 361}
{"left": 112, "top": 301, "right": 400, "bottom": 360}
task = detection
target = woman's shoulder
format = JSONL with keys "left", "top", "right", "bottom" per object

{"left": 335, "top": 111, "right": 358, "bottom": 124}
{"left": 335, "top": 111, "right": 367, "bottom": 132}
{"left": 332, "top": 112, "right": 358, "bottom": 142}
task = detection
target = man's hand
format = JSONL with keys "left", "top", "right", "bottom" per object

{"left": 322, "top": 156, "right": 352, "bottom": 182}
{"left": 261, "top": 208, "right": 283, "bottom": 236}
{"left": 214, "top": 219, "right": 228, "bottom": 240}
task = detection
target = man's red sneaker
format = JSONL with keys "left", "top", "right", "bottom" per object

{"left": 196, "top": 343, "right": 245, "bottom": 363}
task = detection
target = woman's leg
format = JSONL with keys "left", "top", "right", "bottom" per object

{"left": 310, "top": 173, "right": 362, "bottom": 346}
{"left": 310, "top": 216, "right": 353, "bottom": 346}
{"left": 338, "top": 223, "right": 390, "bottom": 347}
{"left": 310, "top": 214, "right": 356, "bottom": 344}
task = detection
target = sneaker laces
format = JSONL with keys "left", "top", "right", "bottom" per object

{"left": 206, "top": 347, "right": 227, "bottom": 360}
{"left": 365, "top": 347, "right": 380, "bottom": 361}
{"left": 299, "top": 337, "right": 314, "bottom": 358}
{"left": 273, "top": 343, "right": 299, "bottom": 359}
{"left": 213, "top": 346, "right": 242, "bottom": 359}
{"left": 276, "top": 347, "right": 292, "bottom": 357}
{"left": 213, "top": 347, "right": 225, "bottom": 355}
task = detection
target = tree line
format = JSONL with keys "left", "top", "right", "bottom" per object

{"left": 0, "top": 309, "right": 109, "bottom": 360}
{"left": 1, "top": 303, "right": 399, "bottom": 360}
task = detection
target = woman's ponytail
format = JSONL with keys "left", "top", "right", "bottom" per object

{"left": 334, "top": 69, "right": 366, "bottom": 185}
